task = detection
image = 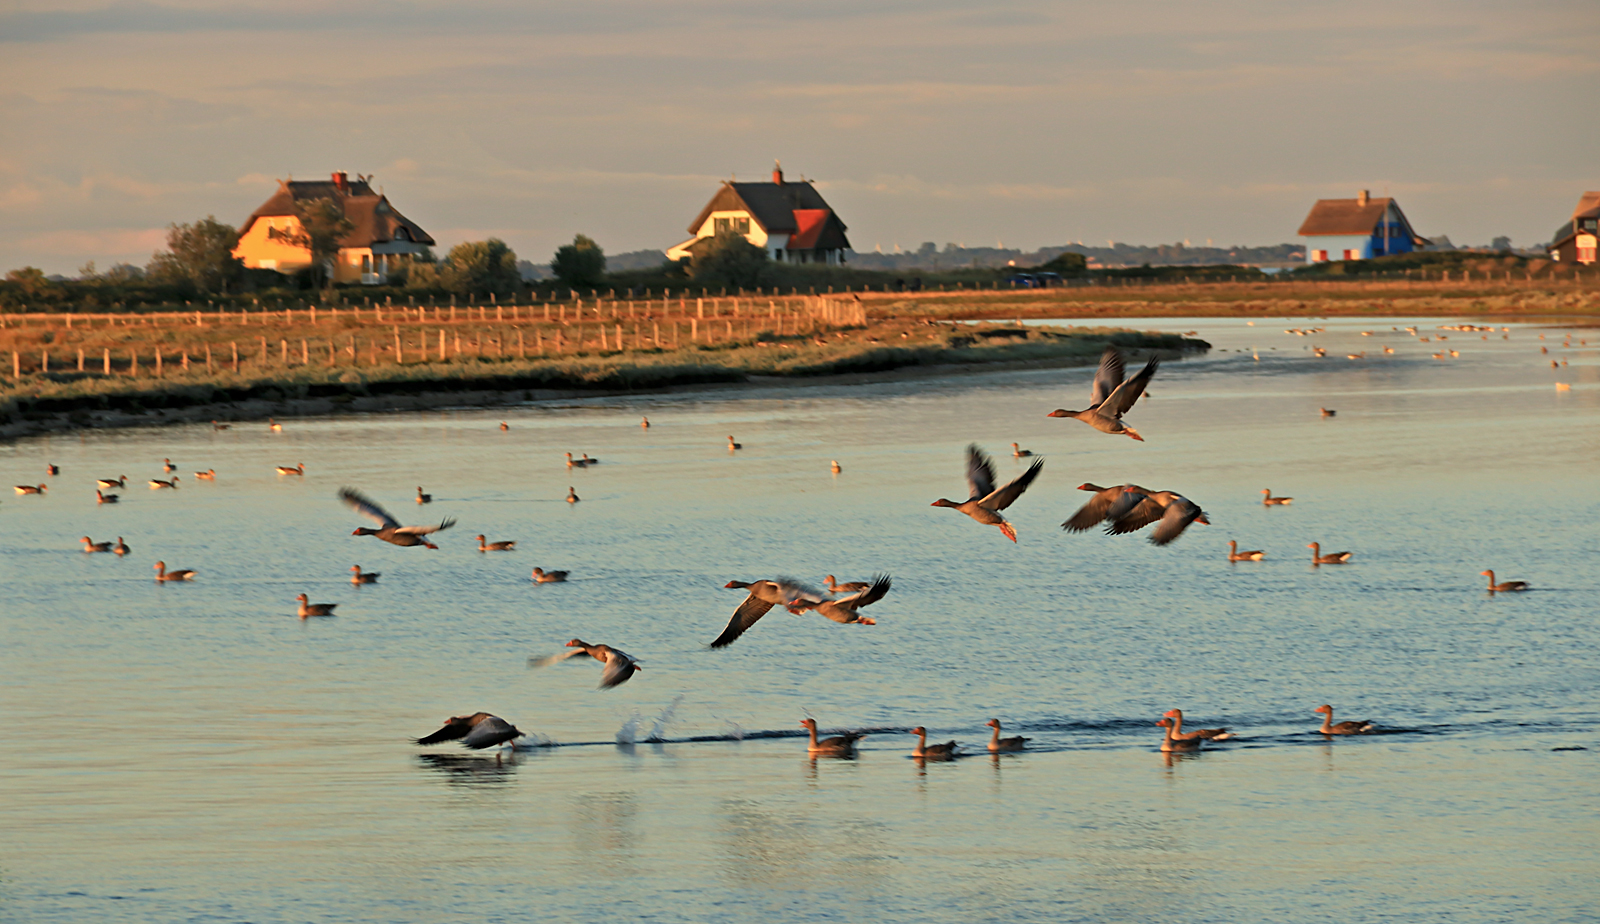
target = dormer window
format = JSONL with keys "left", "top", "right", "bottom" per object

{"left": 714, "top": 216, "right": 750, "bottom": 235}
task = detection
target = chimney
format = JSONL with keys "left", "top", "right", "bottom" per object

{"left": 1357, "top": 189, "right": 1369, "bottom": 207}
{"left": 333, "top": 171, "right": 349, "bottom": 193}
{"left": 772, "top": 160, "right": 783, "bottom": 185}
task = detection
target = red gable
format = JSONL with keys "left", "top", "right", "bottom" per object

{"left": 787, "top": 209, "right": 831, "bottom": 250}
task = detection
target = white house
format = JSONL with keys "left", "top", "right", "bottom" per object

{"left": 667, "top": 163, "right": 851, "bottom": 265}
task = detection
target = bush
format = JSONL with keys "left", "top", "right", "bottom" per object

{"left": 690, "top": 230, "right": 774, "bottom": 290}
{"left": 552, "top": 235, "right": 606, "bottom": 288}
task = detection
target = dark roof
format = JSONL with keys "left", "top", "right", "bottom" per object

{"left": 1298, "top": 196, "right": 1426, "bottom": 245}
{"left": 1549, "top": 191, "right": 1600, "bottom": 246}
{"left": 242, "top": 176, "right": 435, "bottom": 248}
{"left": 687, "top": 179, "right": 846, "bottom": 238}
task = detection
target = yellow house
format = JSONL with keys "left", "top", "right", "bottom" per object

{"left": 233, "top": 172, "right": 435, "bottom": 284}
{"left": 666, "top": 163, "right": 850, "bottom": 265}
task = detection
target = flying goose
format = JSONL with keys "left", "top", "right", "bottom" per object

{"left": 339, "top": 487, "right": 456, "bottom": 548}
{"left": 930, "top": 444, "right": 1043, "bottom": 542}
{"left": 528, "top": 639, "right": 641, "bottom": 688}
{"left": 415, "top": 713, "right": 524, "bottom": 750}
{"left": 710, "top": 578, "right": 829, "bottom": 648}
{"left": 1046, "top": 345, "right": 1158, "bottom": 440}
{"left": 786, "top": 574, "right": 892, "bottom": 626}
{"left": 1062, "top": 482, "right": 1155, "bottom": 532}
{"left": 1105, "top": 486, "right": 1209, "bottom": 545}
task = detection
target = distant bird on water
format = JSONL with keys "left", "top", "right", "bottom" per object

{"left": 415, "top": 713, "right": 524, "bottom": 750}
{"left": 499, "top": 421, "right": 509, "bottom": 431}
{"left": 153, "top": 561, "right": 196, "bottom": 582}
{"left": 350, "top": 565, "right": 380, "bottom": 584}
{"left": 296, "top": 594, "right": 337, "bottom": 618}
{"left": 97, "top": 490, "right": 119, "bottom": 504}
{"left": 532, "top": 567, "right": 569, "bottom": 583}
{"left": 340, "top": 487, "right": 456, "bottom": 549}
{"left": 1011, "top": 442, "right": 1034, "bottom": 458}
{"left": 1261, "top": 489, "right": 1292, "bottom": 505}
{"left": 728, "top": 435, "right": 742, "bottom": 451}
{"left": 276, "top": 463, "right": 305, "bottom": 476}
{"left": 97, "top": 476, "right": 126, "bottom": 489}
{"left": 195, "top": 469, "right": 216, "bottom": 481}
{"left": 113, "top": 537, "right": 129, "bottom": 556}
{"left": 800, "top": 718, "right": 863, "bottom": 757}
{"left": 566, "top": 487, "right": 580, "bottom": 504}
{"left": 529, "top": 639, "right": 641, "bottom": 688}
{"left": 1481, "top": 570, "right": 1529, "bottom": 592}
{"left": 14, "top": 484, "right": 46, "bottom": 495}
{"left": 985, "top": 719, "right": 1029, "bottom": 752}
{"left": 81, "top": 537, "right": 114, "bottom": 553}
{"left": 212, "top": 420, "right": 230, "bottom": 430}
{"left": 148, "top": 476, "right": 178, "bottom": 489}
{"left": 162, "top": 458, "right": 176, "bottom": 473}
{"left": 477, "top": 535, "right": 516, "bottom": 552}
{"left": 47, "top": 463, "right": 60, "bottom": 476}
{"left": 1320, "top": 408, "right": 1336, "bottom": 417}
{"left": 1227, "top": 540, "right": 1265, "bottom": 562}
{"left": 1156, "top": 717, "right": 1201, "bottom": 752}
{"left": 910, "top": 726, "right": 960, "bottom": 760}
{"left": 1308, "top": 543, "right": 1351, "bottom": 565}
{"left": 1314, "top": 704, "right": 1373, "bottom": 736}
{"left": 1046, "top": 345, "right": 1158, "bottom": 441}
{"left": 641, "top": 416, "right": 650, "bottom": 429}
{"left": 930, "top": 444, "right": 1043, "bottom": 543}
{"left": 1163, "top": 708, "right": 1232, "bottom": 742}
{"left": 830, "top": 460, "right": 842, "bottom": 474}
{"left": 416, "top": 486, "right": 432, "bottom": 504}
{"left": 269, "top": 418, "right": 282, "bottom": 431}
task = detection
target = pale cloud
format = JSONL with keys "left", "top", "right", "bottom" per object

{"left": 18, "top": 226, "right": 167, "bottom": 256}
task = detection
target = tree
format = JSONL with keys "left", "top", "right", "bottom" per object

{"left": 442, "top": 238, "right": 520, "bottom": 296}
{"left": 4, "top": 266, "right": 52, "bottom": 298}
{"left": 552, "top": 234, "right": 606, "bottom": 288}
{"left": 690, "top": 230, "right": 772, "bottom": 290}
{"left": 146, "top": 216, "right": 242, "bottom": 294}
{"left": 287, "top": 198, "right": 355, "bottom": 291}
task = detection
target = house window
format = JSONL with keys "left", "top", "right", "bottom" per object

{"left": 713, "top": 216, "right": 750, "bottom": 235}
{"left": 1311, "top": 250, "right": 1328, "bottom": 262}
{"left": 1343, "top": 249, "right": 1358, "bottom": 261}
{"left": 1578, "top": 234, "right": 1597, "bottom": 264}
{"left": 361, "top": 255, "right": 372, "bottom": 272}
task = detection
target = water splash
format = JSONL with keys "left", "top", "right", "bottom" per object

{"left": 616, "top": 695, "right": 684, "bottom": 745}
{"left": 646, "top": 695, "right": 683, "bottom": 742}
{"left": 615, "top": 713, "right": 642, "bottom": 746}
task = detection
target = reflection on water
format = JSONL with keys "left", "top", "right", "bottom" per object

{"left": 1, "top": 316, "right": 1597, "bottom": 923}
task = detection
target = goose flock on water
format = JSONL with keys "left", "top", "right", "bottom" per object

{"left": 21, "top": 341, "right": 1543, "bottom": 761}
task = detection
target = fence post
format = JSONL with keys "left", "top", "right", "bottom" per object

{"left": 394, "top": 327, "right": 402, "bottom": 364}
{"left": 231, "top": 342, "right": 238, "bottom": 372}
{"left": 103, "top": 348, "right": 111, "bottom": 375}
{"left": 78, "top": 348, "right": 85, "bottom": 372}
{"left": 301, "top": 339, "right": 309, "bottom": 365}
{"left": 11, "top": 351, "right": 17, "bottom": 378}
{"left": 154, "top": 350, "right": 161, "bottom": 377}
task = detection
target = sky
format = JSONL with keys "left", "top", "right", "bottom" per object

{"left": 1, "top": 0, "right": 1597, "bottom": 275}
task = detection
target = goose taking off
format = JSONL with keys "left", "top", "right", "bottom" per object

{"left": 911, "top": 726, "right": 960, "bottom": 760}
{"left": 1481, "top": 570, "right": 1529, "bottom": 592}
{"left": 1314, "top": 704, "right": 1373, "bottom": 735}
{"left": 415, "top": 713, "right": 524, "bottom": 750}
{"left": 476, "top": 535, "right": 516, "bottom": 552}
{"left": 81, "top": 537, "right": 114, "bottom": 553}
{"left": 710, "top": 578, "right": 829, "bottom": 648}
{"left": 786, "top": 574, "right": 892, "bottom": 626}
{"left": 350, "top": 565, "right": 380, "bottom": 584}
{"left": 931, "top": 444, "right": 1043, "bottom": 543}
{"left": 1308, "top": 543, "right": 1351, "bottom": 565}
{"left": 800, "top": 718, "right": 863, "bottom": 757}
{"left": 985, "top": 719, "right": 1029, "bottom": 752}
{"left": 339, "top": 487, "right": 456, "bottom": 549}
{"left": 1046, "top": 345, "right": 1158, "bottom": 440}
{"left": 1163, "top": 709, "right": 1232, "bottom": 741}
{"left": 153, "top": 561, "right": 196, "bottom": 582}
{"left": 1062, "top": 482, "right": 1154, "bottom": 532}
{"left": 1105, "top": 486, "right": 1209, "bottom": 546}
{"left": 1261, "top": 489, "right": 1293, "bottom": 505}
{"left": 1228, "top": 540, "right": 1265, "bottom": 562}
{"left": 528, "top": 639, "right": 641, "bottom": 688}
{"left": 295, "top": 594, "right": 337, "bottom": 618}
{"left": 532, "top": 567, "right": 569, "bottom": 583}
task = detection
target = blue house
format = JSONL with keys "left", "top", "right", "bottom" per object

{"left": 1297, "top": 190, "right": 1428, "bottom": 264}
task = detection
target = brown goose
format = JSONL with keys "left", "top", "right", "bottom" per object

{"left": 81, "top": 537, "right": 114, "bottom": 553}
{"left": 14, "top": 484, "right": 46, "bottom": 495}
{"left": 276, "top": 463, "right": 305, "bottom": 476}
{"left": 415, "top": 712, "right": 524, "bottom": 750}
{"left": 416, "top": 486, "right": 432, "bottom": 504}
{"left": 985, "top": 719, "right": 1029, "bottom": 752}
{"left": 1308, "top": 543, "right": 1351, "bottom": 565}
{"left": 1105, "top": 487, "right": 1209, "bottom": 545}
{"left": 47, "top": 463, "right": 60, "bottom": 475}
{"left": 96, "top": 490, "right": 119, "bottom": 504}
{"left": 195, "top": 470, "right": 216, "bottom": 481}
{"left": 476, "top": 535, "right": 516, "bottom": 552}
{"left": 340, "top": 487, "right": 456, "bottom": 549}
{"left": 830, "top": 460, "right": 842, "bottom": 474}
{"left": 1261, "top": 489, "right": 1293, "bottom": 505}
{"left": 162, "top": 458, "right": 176, "bottom": 473}
{"left": 931, "top": 444, "right": 1043, "bottom": 543}
{"left": 641, "top": 416, "right": 650, "bottom": 429}
{"left": 97, "top": 476, "right": 126, "bottom": 489}
{"left": 911, "top": 726, "right": 960, "bottom": 760}
{"left": 296, "top": 594, "right": 337, "bottom": 618}
{"left": 148, "top": 477, "right": 179, "bottom": 489}
{"left": 1011, "top": 442, "right": 1034, "bottom": 458}
{"left": 711, "top": 578, "right": 829, "bottom": 648}
{"left": 113, "top": 537, "right": 130, "bottom": 556}
{"left": 564, "top": 452, "right": 592, "bottom": 469}
{"left": 1062, "top": 482, "right": 1154, "bottom": 532}
{"left": 1314, "top": 704, "right": 1373, "bottom": 735}
{"left": 1481, "top": 570, "right": 1529, "bottom": 592}
{"left": 532, "top": 567, "right": 569, "bottom": 583}
{"left": 1163, "top": 708, "right": 1232, "bottom": 742}
{"left": 786, "top": 574, "right": 891, "bottom": 627}
{"left": 268, "top": 418, "right": 282, "bottom": 431}
{"left": 212, "top": 420, "right": 231, "bottom": 430}
{"left": 566, "top": 487, "right": 579, "bottom": 504}
{"left": 499, "top": 421, "right": 509, "bottom": 431}
{"left": 153, "top": 561, "right": 196, "bottom": 582}
{"left": 350, "top": 565, "right": 380, "bottom": 584}
{"left": 800, "top": 718, "right": 863, "bottom": 757}
{"left": 728, "top": 436, "right": 742, "bottom": 451}
{"left": 1320, "top": 408, "right": 1337, "bottom": 417}
{"left": 1046, "top": 345, "right": 1158, "bottom": 440}
{"left": 1228, "top": 540, "right": 1266, "bottom": 562}
{"left": 529, "top": 639, "right": 641, "bottom": 688}
{"left": 824, "top": 575, "right": 871, "bottom": 594}
{"left": 1156, "top": 717, "right": 1202, "bottom": 752}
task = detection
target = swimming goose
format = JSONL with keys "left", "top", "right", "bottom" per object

{"left": 1307, "top": 543, "right": 1351, "bottom": 565}
{"left": 276, "top": 463, "right": 305, "bottom": 476}
{"left": 787, "top": 574, "right": 891, "bottom": 626}
{"left": 911, "top": 726, "right": 960, "bottom": 760}
{"left": 212, "top": 420, "right": 230, "bottom": 430}
{"left": 641, "top": 416, "right": 650, "bottom": 428}
{"left": 1046, "top": 345, "right": 1158, "bottom": 440}
{"left": 350, "top": 565, "right": 380, "bottom": 584}
{"left": 800, "top": 718, "right": 863, "bottom": 757}
{"left": 1062, "top": 482, "right": 1155, "bottom": 532}
{"left": 195, "top": 470, "right": 216, "bottom": 481}
{"left": 416, "top": 486, "right": 432, "bottom": 504}
{"left": 1011, "top": 442, "right": 1034, "bottom": 458}
{"left": 162, "top": 458, "right": 176, "bottom": 473}
{"left": 269, "top": 418, "right": 282, "bottom": 431}
{"left": 728, "top": 436, "right": 742, "bottom": 450}
{"left": 1156, "top": 717, "right": 1202, "bottom": 752}
{"left": 97, "top": 490, "right": 118, "bottom": 504}
{"left": 415, "top": 713, "right": 524, "bottom": 750}
{"left": 1228, "top": 540, "right": 1265, "bottom": 562}
{"left": 564, "top": 452, "right": 593, "bottom": 469}
{"left": 830, "top": 460, "right": 842, "bottom": 474}
{"left": 340, "top": 487, "right": 456, "bottom": 549}
{"left": 532, "top": 567, "right": 569, "bottom": 583}
{"left": 47, "top": 463, "right": 60, "bottom": 475}
{"left": 14, "top": 484, "right": 46, "bottom": 495}
{"left": 148, "top": 477, "right": 178, "bottom": 489}
{"left": 985, "top": 719, "right": 1029, "bottom": 752}
{"left": 1261, "top": 489, "right": 1292, "bottom": 505}
{"left": 97, "top": 476, "right": 126, "bottom": 489}
{"left": 711, "top": 578, "right": 829, "bottom": 648}
{"left": 931, "top": 444, "right": 1043, "bottom": 543}
{"left": 1163, "top": 708, "right": 1232, "bottom": 741}
{"left": 499, "top": 421, "right": 509, "bottom": 431}
{"left": 528, "top": 639, "right": 641, "bottom": 688}
{"left": 824, "top": 574, "right": 871, "bottom": 594}
{"left": 1314, "top": 704, "right": 1373, "bottom": 735}
{"left": 566, "top": 487, "right": 580, "bottom": 504}
{"left": 296, "top": 594, "right": 337, "bottom": 618}
{"left": 113, "top": 537, "right": 129, "bottom": 556}
{"left": 477, "top": 535, "right": 516, "bottom": 552}
{"left": 1481, "top": 569, "right": 1529, "bottom": 592}
{"left": 1105, "top": 486, "right": 1209, "bottom": 545}
{"left": 1320, "top": 408, "right": 1336, "bottom": 417}
{"left": 81, "top": 537, "right": 114, "bottom": 553}
{"left": 153, "top": 561, "right": 196, "bottom": 582}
